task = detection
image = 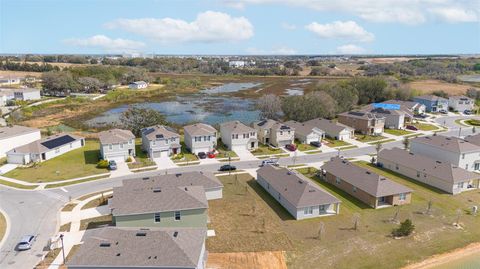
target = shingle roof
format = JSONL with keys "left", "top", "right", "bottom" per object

{"left": 411, "top": 135, "right": 480, "bottom": 153}
{"left": 9, "top": 133, "right": 84, "bottom": 154}
{"left": 414, "top": 95, "right": 448, "bottom": 102}
{"left": 449, "top": 95, "right": 473, "bottom": 101}
{"left": 111, "top": 185, "right": 208, "bottom": 216}
{"left": 257, "top": 165, "right": 340, "bottom": 208}
{"left": 183, "top": 123, "right": 216, "bottom": 136}
{"left": 253, "top": 119, "right": 277, "bottom": 129}
{"left": 304, "top": 118, "right": 352, "bottom": 134}
{"left": 122, "top": 171, "right": 223, "bottom": 191}
{"left": 338, "top": 110, "right": 385, "bottom": 120}
{"left": 285, "top": 120, "right": 324, "bottom": 137}
{"left": 465, "top": 133, "right": 480, "bottom": 147}
{"left": 321, "top": 157, "right": 412, "bottom": 197}
{"left": 67, "top": 227, "right": 206, "bottom": 268}
{"left": 360, "top": 105, "right": 407, "bottom": 116}
{"left": 220, "top": 121, "right": 255, "bottom": 134}
{"left": 142, "top": 125, "right": 179, "bottom": 141}
{"left": 378, "top": 148, "right": 480, "bottom": 184}
{"left": 98, "top": 129, "right": 135, "bottom": 145}
{"left": 0, "top": 125, "right": 39, "bottom": 140}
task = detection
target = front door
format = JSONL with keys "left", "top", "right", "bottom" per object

{"left": 251, "top": 142, "right": 255, "bottom": 148}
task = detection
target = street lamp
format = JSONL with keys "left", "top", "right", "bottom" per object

{"left": 59, "top": 234, "right": 66, "bottom": 264}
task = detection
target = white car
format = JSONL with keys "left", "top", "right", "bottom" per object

{"left": 17, "top": 235, "right": 35, "bottom": 251}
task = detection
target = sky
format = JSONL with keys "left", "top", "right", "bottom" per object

{"left": 0, "top": 0, "right": 479, "bottom": 55}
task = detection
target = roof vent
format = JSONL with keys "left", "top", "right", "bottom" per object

{"left": 309, "top": 189, "right": 315, "bottom": 192}
{"left": 142, "top": 177, "right": 149, "bottom": 180}
{"left": 380, "top": 178, "right": 386, "bottom": 181}
{"left": 153, "top": 188, "right": 161, "bottom": 193}
{"left": 116, "top": 253, "right": 121, "bottom": 257}
{"left": 176, "top": 173, "right": 182, "bottom": 177}
{"left": 298, "top": 180, "right": 303, "bottom": 184}
{"left": 184, "top": 187, "right": 188, "bottom": 191}
{"left": 99, "top": 243, "right": 111, "bottom": 247}
{"left": 173, "top": 231, "right": 178, "bottom": 238}
{"left": 436, "top": 161, "right": 442, "bottom": 164}
{"left": 136, "top": 232, "right": 147, "bottom": 236}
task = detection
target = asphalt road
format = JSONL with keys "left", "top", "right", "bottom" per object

{"left": 0, "top": 118, "right": 476, "bottom": 269}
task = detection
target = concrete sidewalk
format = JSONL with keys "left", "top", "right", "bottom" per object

{"left": 233, "top": 148, "right": 258, "bottom": 161}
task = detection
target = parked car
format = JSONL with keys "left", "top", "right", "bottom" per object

{"left": 207, "top": 151, "right": 216, "bottom": 158}
{"left": 310, "top": 141, "right": 322, "bottom": 148}
{"left": 260, "top": 159, "right": 279, "bottom": 167}
{"left": 414, "top": 114, "right": 428, "bottom": 119}
{"left": 108, "top": 160, "right": 117, "bottom": 170}
{"left": 17, "top": 235, "right": 35, "bottom": 251}
{"left": 219, "top": 164, "right": 236, "bottom": 171}
{"left": 464, "top": 110, "right": 473, "bottom": 115}
{"left": 198, "top": 152, "right": 207, "bottom": 159}
{"left": 439, "top": 109, "right": 448, "bottom": 114}
{"left": 285, "top": 144, "right": 297, "bottom": 151}
{"left": 406, "top": 125, "right": 419, "bottom": 131}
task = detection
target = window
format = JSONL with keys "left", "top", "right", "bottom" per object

{"left": 457, "top": 182, "right": 464, "bottom": 189}
{"left": 154, "top": 213, "right": 161, "bottom": 222}
{"left": 280, "top": 131, "right": 283, "bottom": 135}
{"left": 55, "top": 148, "right": 60, "bottom": 154}
{"left": 319, "top": 205, "right": 326, "bottom": 212}
{"left": 243, "top": 134, "right": 246, "bottom": 139}
{"left": 466, "top": 164, "right": 469, "bottom": 170}
{"left": 174, "top": 211, "right": 181, "bottom": 221}
{"left": 129, "top": 140, "right": 132, "bottom": 145}
{"left": 204, "top": 136, "right": 207, "bottom": 141}
{"left": 335, "top": 177, "right": 341, "bottom": 184}
{"left": 120, "top": 143, "right": 124, "bottom": 149}
{"left": 232, "top": 134, "right": 235, "bottom": 139}
{"left": 462, "top": 154, "right": 465, "bottom": 159}
{"left": 399, "top": 193, "right": 406, "bottom": 201}
{"left": 353, "top": 186, "right": 357, "bottom": 193}
{"left": 304, "top": 206, "right": 313, "bottom": 215}
{"left": 416, "top": 171, "right": 420, "bottom": 178}
{"left": 109, "top": 145, "right": 113, "bottom": 150}
{"left": 207, "top": 136, "right": 211, "bottom": 141}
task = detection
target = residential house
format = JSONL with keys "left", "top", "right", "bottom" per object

{"left": 410, "top": 135, "right": 480, "bottom": 171}
{"left": 448, "top": 96, "right": 474, "bottom": 112}
{"left": 99, "top": 129, "right": 136, "bottom": 161}
{"left": 413, "top": 95, "right": 448, "bottom": 113}
{"left": 0, "top": 89, "right": 14, "bottom": 106}
{"left": 361, "top": 105, "right": 407, "bottom": 129}
{"left": 219, "top": 121, "right": 258, "bottom": 151}
{"left": 14, "top": 88, "right": 41, "bottom": 101}
{"left": 253, "top": 119, "right": 295, "bottom": 147}
{"left": 321, "top": 157, "right": 412, "bottom": 208}
{"left": 0, "top": 77, "right": 21, "bottom": 86}
{"left": 284, "top": 120, "right": 325, "bottom": 144}
{"left": 378, "top": 148, "right": 480, "bottom": 194}
{"left": 304, "top": 118, "right": 354, "bottom": 141}
{"left": 7, "top": 133, "right": 85, "bottom": 164}
{"left": 184, "top": 123, "right": 217, "bottom": 154}
{"left": 337, "top": 111, "right": 385, "bottom": 135}
{"left": 381, "top": 100, "right": 426, "bottom": 116}
{"left": 0, "top": 125, "right": 41, "bottom": 157}
{"left": 67, "top": 227, "right": 207, "bottom": 269}
{"left": 141, "top": 125, "right": 181, "bottom": 158}
{"left": 257, "top": 165, "right": 341, "bottom": 220}
{"left": 129, "top": 81, "right": 148, "bottom": 89}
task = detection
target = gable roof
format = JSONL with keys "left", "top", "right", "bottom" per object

{"left": 360, "top": 105, "right": 407, "bottom": 117}
{"left": 304, "top": 118, "right": 352, "bottom": 134}
{"left": 411, "top": 135, "right": 480, "bottom": 154}
{"left": 321, "top": 157, "right": 412, "bottom": 197}
{"left": 9, "top": 133, "right": 84, "bottom": 155}
{"left": 98, "top": 129, "right": 135, "bottom": 145}
{"left": 183, "top": 123, "right": 216, "bottom": 136}
{"left": 122, "top": 171, "right": 223, "bottom": 191}
{"left": 220, "top": 121, "right": 255, "bottom": 134}
{"left": 0, "top": 125, "right": 39, "bottom": 140}
{"left": 464, "top": 133, "right": 480, "bottom": 147}
{"left": 285, "top": 120, "right": 324, "bottom": 137}
{"left": 338, "top": 110, "right": 385, "bottom": 120}
{"left": 142, "top": 125, "right": 179, "bottom": 141}
{"left": 257, "top": 165, "right": 340, "bottom": 208}
{"left": 111, "top": 184, "right": 208, "bottom": 216}
{"left": 378, "top": 148, "right": 480, "bottom": 184}
{"left": 449, "top": 95, "right": 473, "bottom": 101}
{"left": 254, "top": 119, "right": 293, "bottom": 132}
{"left": 67, "top": 227, "right": 206, "bottom": 268}
{"left": 414, "top": 95, "right": 448, "bottom": 102}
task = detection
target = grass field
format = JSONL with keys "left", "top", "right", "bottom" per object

{"left": 412, "top": 122, "right": 440, "bottom": 131}
{"left": 4, "top": 140, "right": 107, "bottom": 183}
{"left": 251, "top": 144, "right": 284, "bottom": 156}
{"left": 0, "top": 179, "right": 38, "bottom": 189}
{"left": 207, "top": 168, "right": 480, "bottom": 269}
{"left": 323, "top": 137, "right": 351, "bottom": 147}
{"left": 407, "top": 79, "right": 478, "bottom": 95}
{"left": 384, "top": 129, "right": 414, "bottom": 136}
{"left": 356, "top": 135, "right": 386, "bottom": 143}
{"left": 127, "top": 139, "right": 155, "bottom": 169}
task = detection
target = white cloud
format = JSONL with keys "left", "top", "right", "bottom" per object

{"left": 224, "top": 0, "right": 479, "bottom": 24}
{"left": 336, "top": 44, "right": 366, "bottom": 54}
{"left": 281, "top": 22, "right": 297, "bottom": 30}
{"left": 64, "top": 35, "right": 145, "bottom": 52}
{"left": 430, "top": 7, "right": 478, "bottom": 23}
{"left": 306, "top": 21, "right": 374, "bottom": 42}
{"left": 246, "top": 46, "right": 297, "bottom": 55}
{"left": 105, "top": 11, "right": 254, "bottom": 44}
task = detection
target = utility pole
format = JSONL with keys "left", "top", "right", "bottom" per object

{"left": 60, "top": 234, "right": 66, "bottom": 264}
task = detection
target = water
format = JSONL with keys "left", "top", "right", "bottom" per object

{"left": 458, "top": 75, "right": 480, "bottom": 83}
{"left": 201, "top": 82, "right": 262, "bottom": 94}
{"left": 285, "top": 88, "right": 304, "bottom": 96}
{"left": 431, "top": 252, "right": 480, "bottom": 269}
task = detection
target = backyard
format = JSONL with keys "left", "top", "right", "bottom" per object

{"left": 207, "top": 168, "right": 480, "bottom": 269}
{"left": 3, "top": 140, "right": 108, "bottom": 183}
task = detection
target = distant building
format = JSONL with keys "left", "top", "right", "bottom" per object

{"left": 229, "top": 60, "right": 246, "bottom": 68}
{"left": 448, "top": 96, "right": 474, "bottom": 112}
{"left": 337, "top": 111, "right": 385, "bottom": 135}
{"left": 98, "top": 129, "right": 136, "bottom": 161}
{"left": 0, "top": 125, "right": 41, "bottom": 157}
{"left": 0, "top": 77, "right": 21, "bottom": 86}
{"left": 128, "top": 81, "right": 148, "bottom": 89}
{"left": 413, "top": 95, "right": 448, "bottom": 113}
{"left": 14, "top": 88, "right": 41, "bottom": 101}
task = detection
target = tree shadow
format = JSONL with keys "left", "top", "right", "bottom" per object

{"left": 246, "top": 179, "right": 295, "bottom": 221}
{"left": 84, "top": 150, "right": 100, "bottom": 164}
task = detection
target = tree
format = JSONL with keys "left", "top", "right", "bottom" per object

{"left": 402, "top": 137, "right": 410, "bottom": 150}
{"left": 120, "top": 106, "right": 167, "bottom": 136}
{"left": 375, "top": 142, "right": 382, "bottom": 156}
{"left": 78, "top": 77, "right": 103, "bottom": 93}
{"left": 42, "top": 71, "right": 80, "bottom": 95}
{"left": 282, "top": 91, "right": 337, "bottom": 122}
{"left": 256, "top": 94, "right": 283, "bottom": 120}
{"left": 392, "top": 219, "right": 415, "bottom": 237}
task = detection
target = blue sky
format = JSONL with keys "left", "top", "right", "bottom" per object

{"left": 0, "top": 0, "right": 478, "bottom": 55}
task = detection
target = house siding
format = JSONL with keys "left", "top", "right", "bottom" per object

{"left": 0, "top": 130, "right": 41, "bottom": 157}
{"left": 337, "top": 115, "right": 385, "bottom": 135}
{"left": 114, "top": 208, "right": 207, "bottom": 228}
{"left": 220, "top": 126, "right": 257, "bottom": 151}
{"left": 100, "top": 139, "right": 136, "bottom": 161}
{"left": 184, "top": 131, "right": 217, "bottom": 154}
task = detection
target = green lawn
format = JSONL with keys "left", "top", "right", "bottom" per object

{"left": 465, "top": 119, "right": 480, "bottom": 126}
{"left": 0, "top": 212, "right": 6, "bottom": 242}
{"left": 127, "top": 139, "right": 155, "bottom": 169}
{"left": 215, "top": 139, "right": 238, "bottom": 159}
{"left": 355, "top": 134, "right": 386, "bottom": 143}
{"left": 171, "top": 142, "right": 198, "bottom": 163}
{"left": 412, "top": 122, "right": 440, "bottom": 131}
{"left": 0, "top": 179, "right": 38, "bottom": 189}
{"left": 251, "top": 144, "right": 284, "bottom": 156}
{"left": 295, "top": 141, "right": 318, "bottom": 152}
{"left": 368, "top": 139, "right": 396, "bottom": 145}
{"left": 384, "top": 129, "right": 414, "bottom": 136}
{"left": 4, "top": 140, "right": 108, "bottom": 183}
{"left": 323, "top": 137, "right": 351, "bottom": 147}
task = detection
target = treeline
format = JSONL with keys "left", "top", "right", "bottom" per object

{"left": 257, "top": 77, "right": 416, "bottom": 122}
{"left": 1, "top": 55, "right": 98, "bottom": 64}
{"left": 0, "top": 60, "right": 61, "bottom": 72}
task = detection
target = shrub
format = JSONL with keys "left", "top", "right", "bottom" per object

{"left": 126, "top": 156, "right": 133, "bottom": 163}
{"left": 97, "top": 160, "right": 109, "bottom": 168}
{"left": 392, "top": 219, "right": 415, "bottom": 237}
{"left": 466, "top": 119, "right": 480, "bottom": 126}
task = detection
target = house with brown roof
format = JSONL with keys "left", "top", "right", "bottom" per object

{"left": 141, "top": 125, "right": 181, "bottom": 158}
{"left": 337, "top": 111, "right": 385, "bottom": 135}
{"left": 304, "top": 118, "right": 353, "bottom": 141}
{"left": 219, "top": 121, "right": 258, "bottom": 151}
{"left": 67, "top": 227, "right": 207, "bottom": 269}
{"left": 183, "top": 123, "right": 217, "bottom": 154}
{"left": 253, "top": 119, "right": 295, "bottom": 147}
{"left": 284, "top": 120, "right": 325, "bottom": 144}
{"left": 360, "top": 105, "right": 407, "bottom": 129}
{"left": 99, "top": 129, "right": 136, "bottom": 161}
{"left": 321, "top": 157, "right": 412, "bottom": 208}
{"left": 378, "top": 148, "right": 480, "bottom": 194}
{"left": 257, "top": 165, "right": 340, "bottom": 220}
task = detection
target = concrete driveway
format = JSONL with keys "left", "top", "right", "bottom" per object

{"left": 154, "top": 156, "right": 177, "bottom": 169}
{"left": 109, "top": 160, "right": 132, "bottom": 178}
{"left": 233, "top": 148, "right": 257, "bottom": 161}
{"left": 0, "top": 164, "right": 18, "bottom": 175}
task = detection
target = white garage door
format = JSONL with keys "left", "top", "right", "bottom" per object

{"left": 152, "top": 150, "right": 169, "bottom": 158}
{"left": 231, "top": 145, "right": 245, "bottom": 151}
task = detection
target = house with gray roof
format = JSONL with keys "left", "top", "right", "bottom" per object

{"left": 381, "top": 100, "right": 426, "bottom": 118}
{"left": 99, "top": 129, "right": 136, "bottom": 161}
{"left": 410, "top": 135, "right": 480, "bottom": 171}
{"left": 448, "top": 95, "right": 474, "bottom": 112}
{"left": 321, "top": 157, "right": 412, "bottom": 208}
{"left": 338, "top": 111, "right": 385, "bottom": 135}
{"left": 284, "top": 120, "right": 325, "bottom": 144}
{"left": 304, "top": 118, "right": 354, "bottom": 141}
{"left": 257, "top": 165, "right": 340, "bottom": 220}
{"left": 67, "top": 227, "right": 207, "bottom": 269}
{"left": 141, "top": 125, "right": 181, "bottom": 158}
{"left": 253, "top": 119, "right": 295, "bottom": 147}
{"left": 378, "top": 148, "right": 480, "bottom": 194}
{"left": 184, "top": 123, "right": 217, "bottom": 154}
{"left": 413, "top": 95, "right": 448, "bottom": 113}
{"left": 219, "top": 121, "right": 258, "bottom": 151}
{"left": 0, "top": 125, "right": 40, "bottom": 157}
{"left": 360, "top": 105, "right": 407, "bottom": 129}
{"left": 7, "top": 133, "right": 85, "bottom": 165}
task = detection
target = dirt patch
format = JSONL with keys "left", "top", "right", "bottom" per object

{"left": 407, "top": 79, "right": 478, "bottom": 95}
{"left": 207, "top": 251, "right": 287, "bottom": 269}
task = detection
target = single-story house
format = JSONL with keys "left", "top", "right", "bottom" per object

{"left": 67, "top": 227, "right": 207, "bottom": 269}
{"left": 0, "top": 125, "right": 41, "bottom": 158}
{"left": 338, "top": 111, "right": 385, "bottom": 135}
{"left": 304, "top": 118, "right": 354, "bottom": 141}
{"left": 0, "top": 89, "right": 14, "bottom": 106}
{"left": 321, "top": 157, "right": 413, "bottom": 208}
{"left": 284, "top": 120, "right": 325, "bottom": 144}
{"left": 219, "top": 121, "right": 258, "bottom": 151}
{"left": 448, "top": 96, "right": 474, "bottom": 112}
{"left": 99, "top": 129, "right": 136, "bottom": 161}
{"left": 413, "top": 95, "right": 448, "bottom": 113}
{"left": 184, "top": 123, "right": 217, "bottom": 154}
{"left": 378, "top": 148, "right": 480, "bottom": 194}
{"left": 141, "top": 125, "right": 181, "bottom": 158}
{"left": 253, "top": 119, "right": 295, "bottom": 147}
{"left": 128, "top": 81, "right": 148, "bottom": 89}
{"left": 7, "top": 133, "right": 85, "bottom": 164}
{"left": 257, "top": 165, "right": 340, "bottom": 220}
{"left": 14, "top": 88, "right": 41, "bottom": 101}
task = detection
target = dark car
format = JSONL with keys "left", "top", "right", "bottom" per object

{"left": 198, "top": 152, "right": 207, "bottom": 159}
{"left": 219, "top": 164, "right": 236, "bottom": 171}
{"left": 108, "top": 160, "right": 117, "bottom": 170}
{"left": 310, "top": 141, "right": 322, "bottom": 148}
{"left": 406, "top": 125, "right": 418, "bottom": 131}
{"left": 464, "top": 110, "right": 473, "bottom": 115}
{"left": 285, "top": 144, "right": 297, "bottom": 151}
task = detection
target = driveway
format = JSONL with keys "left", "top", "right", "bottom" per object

{"left": 233, "top": 148, "right": 257, "bottom": 161}
{"left": 0, "top": 164, "right": 18, "bottom": 175}
{"left": 154, "top": 156, "right": 177, "bottom": 170}
{"left": 109, "top": 160, "right": 132, "bottom": 178}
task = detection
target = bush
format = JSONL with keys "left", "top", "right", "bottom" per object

{"left": 171, "top": 153, "right": 184, "bottom": 160}
{"left": 97, "top": 160, "right": 109, "bottom": 168}
{"left": 126, "top": 156, "right": 133, "bottom": 163}
{"left": 466, "top": 119, "right": 480, "bottom": 126}
{"left": 392, "top": 219, "right": 415, "bottom": 237}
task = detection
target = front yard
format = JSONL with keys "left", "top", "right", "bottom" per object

{"left": 127, "top": 139, "right": 155, "bottom": 169}
{"left": 355, "top": 134, "right": 387, "bottom": 143}
{"left": 323, "top": 137, "right": 351, "bottom": 148}
{"left": 4, "top": 140, "right": 108, "bottom": 183}
{"left": 295, "top": 141, "right": 318, "bottom": 152}
{"left": 215, "top": 140, "right": 238, "bottom": 159}
{"left": 171, "top": 142, "right": 198, "bottom": 163}
{"left": 412, "top": 122, "right": 440, "bottom": 131}
{"left": 384, "top": 129, "right": 414, "bottom": 136}
{"left": 251, "top": 144, "right": 284, "bottom": 156}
